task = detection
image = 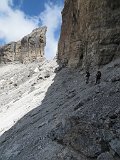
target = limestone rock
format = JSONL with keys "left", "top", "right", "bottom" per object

{"left": 58, "top": 0, "right": 120, "bottom": 69}
{"left": 0, "top": 27, "right": 47, "bottom": 64}
{"left": 34, "top": 67, "right": 40, "bottom": 73}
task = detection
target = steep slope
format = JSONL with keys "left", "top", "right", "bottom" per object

{"left": 0, "top": 0, "right": 120, "bottom": 159}
{"left": 58, "top": 0, "right": 120, "bottom": 69}
{"left": 0, "top": 27, "right": 47, "bottom": 64}
{"left": 0, "top": 58, "right": 120, "bottom": 160}
{"left": 0, "top": 60, "right": 57, "bottom": 136}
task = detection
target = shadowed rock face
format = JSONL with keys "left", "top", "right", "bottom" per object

{"left": 58, "top": 0, "right": 120, "bottom": 69}
{"left": 0, "top": 27, "right": 47, "bottom": 63}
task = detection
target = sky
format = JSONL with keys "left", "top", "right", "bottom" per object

{"left": 0, "top": 0, "right": 64, "bottom": 59}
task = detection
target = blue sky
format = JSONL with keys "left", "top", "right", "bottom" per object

{"left": 0, "top": 0, "right": 64, "bottom": 59}
{"left": 17, "top": 0, "right": 63, "bottom": 16}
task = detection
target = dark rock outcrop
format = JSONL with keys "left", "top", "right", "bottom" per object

{"left": 0, "top": 27, "right": 47, "bottom": 63}
{"left": 49, "top": 110, "right": 120, "bottom": 159}
{"left": 58, "top": 0, "right": 120, "bottom": 69}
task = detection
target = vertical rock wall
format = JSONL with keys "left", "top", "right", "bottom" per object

{"left": 58, "top": 0, "right": 120, "bottom": 69}
{"left": 0, "top": 27, "right": 47, "bottom": 63}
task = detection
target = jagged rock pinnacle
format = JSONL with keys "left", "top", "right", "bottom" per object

{"left": 0, "top": 26, "right": 47, "bottom": 64}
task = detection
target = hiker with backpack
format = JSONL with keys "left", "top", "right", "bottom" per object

{"left": 85, "top": 71, "right": 90, "bottom": 84}
{"left": 96, "top": 71, "right": 101, "bottom": 84}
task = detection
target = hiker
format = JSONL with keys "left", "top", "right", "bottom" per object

{"left": 96, "top": 71, "right": 101, "bottom": 84}
{"left": 86, "top": 71, "right": 90, "bottom": 84}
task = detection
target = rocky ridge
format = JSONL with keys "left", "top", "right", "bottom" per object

{"left": 0, "top": 26, "right": 47, "bottom": 64}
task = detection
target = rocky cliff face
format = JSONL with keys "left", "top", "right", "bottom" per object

{"left": 0, "top": 27, "right": 47, "bottom": 63}
{"left": 58, "top": 0, "right": 120, "bottom": 69}
{"left": 0, "top": 1, "right": 120, "bottom": 160}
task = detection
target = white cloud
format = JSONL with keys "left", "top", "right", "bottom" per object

{"left": 40, "top": 2, "right": 62, "bottom": 59}
{"left": 0, "top": 0, "right": 38, "bottom": 43}
{"left": 0, "top": 0, "right": 63, "bottom": 59}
